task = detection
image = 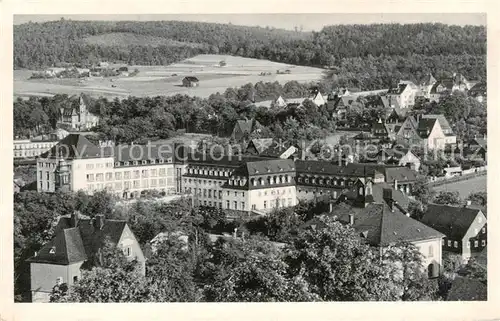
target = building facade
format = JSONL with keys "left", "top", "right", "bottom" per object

{"left": 58, "top": 94, "right": 99, "bottom": 130}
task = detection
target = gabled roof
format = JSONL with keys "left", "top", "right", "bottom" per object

{"left": 259, "top": 143, "right": 296, "bottom": 158}
{"left": 468, "top": 82, "right": 486, "bottom": 96}
{"left": 417, "top": 118, "right": 437, "bottom": 138}
{"left": 183, "top": 76, "right": 199, "bottom": 82}
{"left": 471, "top": 137, "right": 487, "bottom": 150}
{"left": 422, "top": 114, "right": 452, "bottom": 133}
{"left": 28, "top": 227, "right": 88, "bottom": 265}
{"left": 235, "top": 119, "right": 258, "bottom": 134}
{"left": 247, "top": 138, "right": 274, "bottom": 154}
{"left": 420, "top": 204, "right": 485, "bottom": 240}
{"left": 244, "top": 159, "right": 295, "bottom": 176}
{"left": 421, "top": 73, "right": 437, "bottom": 86}
{"left": 39, "top": 134, "right": 106, "bottom": 159}
{"left": 80, "top": 93, "right": 92, "bottom": 106}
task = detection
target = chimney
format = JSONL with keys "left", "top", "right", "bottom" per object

{"left": 393, "top": 179, "right": 398, "bottom": 190}
{"left": 95, "top": 214, "right": 105, "bottom": 230}
{"left": 71, "top": 211, "right": 79, "bottom": 227}
{"left": 349, "top": 214, "right": 354, "bottom": 226}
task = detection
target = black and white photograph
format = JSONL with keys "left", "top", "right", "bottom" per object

{"left": 5, "top": 5, "right": 493, "bottom": 311}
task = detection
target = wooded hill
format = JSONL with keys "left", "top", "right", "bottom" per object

{"left": 14, "top": 20, "right": 486, "bottom": 89}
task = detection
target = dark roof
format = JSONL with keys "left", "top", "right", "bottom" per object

{"left": 259, "top": 143, "right": 296, "bottom": 158}
{"left": 447, "top": 277, "right": 487, "bottom": 301}
{"left": 244, "top": 159, "right": 295, "bottom": 175}
{"left": 420, "top": 204, "right": 485, "bottom": 240}
{"left": 470, "top": 138, "right": 487, "bottom": 150}
{"left": 468, "top": 82, "right": 486, "bottom": 96}
{"left": 296, "top": 161, "right": 381, "bottom": 178}
{"left": 383, "top": 166, "right": 419, "bottom": 183}
{"left": 421, "top": 73, "right": 437, "bottom": 86}
{"left": 312, "top": 203, "right": 444, "bottom": 247}
{"left": 39, "top": 134, "right": 105, "bottom": 159}
{"left": 387, "top": 83, "right": 408, "bottom": 95}
{"left": 29, "top": 215, "right": 128, "bottom": 265}
{"left": 80, "top": 93, "right": 92, "bottom": 106}
{"left": 422, "top": 114, "right": 452, "bottom": 133}
{"left": 247, "top": 138, "right": 274, "bottom": 154}
{"left": 417, "top": 118, "right": 437, "bottom": 138}
{"left": 28, "top": 227, "right": 88, "bottom": 265}
{"left": 183, "top": 76, "right": 199, "bottom": 82}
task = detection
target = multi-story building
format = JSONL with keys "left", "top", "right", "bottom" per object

{"left": 28, "top": 212, "right": 145, "bottom": 302}
{"left": 58, "top": 93, "right": 99, "bottom": 131}
{"left": 14, "top": 129, "right": 69, "bottom": 159}
{"left": 386, "top": 81, "right": 419, "bottom": 109}
{"left": 183, "top": 155, "right": 297, "bottom": 213}
{"left": 37, "top": 134, "right": 187, "bottom": 198}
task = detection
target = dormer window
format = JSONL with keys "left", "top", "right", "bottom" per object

{"left": 133, "top": 161, "right": 138, "bottom": 165}
{"left": 142, "top": 160, "right": 147, "bottom": 165}
{"left": 49, "top": 246, "right": 56, "bottom": 254}
{"left": 159, "top": 159, "right": 165, "bottom": 164}
{"left": 115, "top": 162, "right": 120, "bottom": 167}
{"left": 150, "top": 159, "right": 156, "bottom": 164}
{"left": 167, "top": 158, "right": 172, "bottom": 163}
{"left": 124, "top": 161, "right": 129, "bottom": 166}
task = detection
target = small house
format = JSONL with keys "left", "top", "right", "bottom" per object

{"left": 182, "top": 76, "right": 199, "bottom": 87}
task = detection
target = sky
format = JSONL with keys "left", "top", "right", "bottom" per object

{"left": 13, "top": 13, "right": 486, "bottom": 31}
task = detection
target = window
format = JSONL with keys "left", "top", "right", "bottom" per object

{"left": 159, "top": 179, "right": 166, "bottom": 186}
{"left": 264, "top": 201, "right": 267, "bottom": 209}
{"left": 49, "top": 246, "right": 56, "bottom": 254}
{"left": 208, "top": 201, "right": 212, "bottom": 206}
{"left": 241, "top": 202, "right": 245, "bottom": 210}
{"left": 151, "top": 169, "right": 157, "bottom": 177}
{"left": 203, "top": 189, "right": 207, "bottom": 197}
{"left": 447, "top": 240, "right": 451, "bottom": 247}
{"left": 47, "top": 182, "right": 50, "bottom": 190}
{"left": 252, "top": 204, "right": 256, "bottom": 210}
{"left": 466, "top": 241, "right": 470, "bottom": 248}
{"left": 226, "top": 200, "right": 230, "bottom": 209}
{"left": 87, "top": 174, "right": 94, "bottom": 182}
{"left": 453, "top": 241, "right": 458, "bottom": 248}
{"left": 219, "top": 202, "right": 222, "bottom": 208}
{"left": 482, "top": 227, "right": 486, "bottom": 234}
{"left": 288, "top": 198, "right": 292, "bottom": 206}
{"left": 124, "top": 171, "right": 131, "bottom": 179}
{"left": 133, "top": 170, "right": 140, "bottom": 179}
{"left": 96, "top": 173, "right": 104, "bottom": 182}
{"left": 114, "top": 182, "right": 123, "bottom": 190}
{"left": 123, "top": 247, "right": 132, "bottom": 257}
{"left": 124, "top": 181, "right": 131, "bottom": 189}
{"left": 46, "top": 172, "right": 50, "bottom": 180}
{"left": 133, "top": 180, "right": 140, "bottom": 188}
{"left": 219, "top": 191, "right": 222, "bottom": 199}
{"left": 73, "top": 276, "right": 78, "bottom": 283}
{"left": 233, "top": 201, "right": 237, "bottom": 209}
{"left": 86, "top": 164, "right": 94, "bottom": 170}
{"left": 482, "top": 240, "right": 486, "bottom": 246}
{"left": 208, "top": 190, "right": 212, "bottom": 198}
{"left": 39, "top": 171, "right": 43, "bottom": 179}
{"left": 151, "top": 179, "right": 157, "bottom": 187}
{"left": 106, "top": 172, "right": 113, "bottom": 181}
{"left": 474, "top": 241, "right": 479, "bottom": 248}
{"left": 141, "top": 170, "right": 148, "bottom": 178}
{"left": 234, "top": 191, "right": 237, "bottom": 197}
{"left": 115, "top": 172, "right": 122, "bottom": 180}
{"left": 159, "top": 169, "right": 166, "bottom": 177}
{"left": 428, "top": 245, "right": 434, "bottom": 258}
{"left": 474, "top": 228, "right": 479, "bottom": 235}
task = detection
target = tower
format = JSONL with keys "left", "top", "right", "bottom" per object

{"left": 54, "top": 158, "right": 71, "bottom": 192}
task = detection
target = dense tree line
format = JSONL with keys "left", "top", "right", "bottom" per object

{"left": 15, "top": 20, "right": 485, "bottom": 89}
{"left": 15, "top": 190, "right": 442, "bottom": 302}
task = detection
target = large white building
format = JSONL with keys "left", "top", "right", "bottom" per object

{"left": 37, "top": 134, "right": 187, "bottom": 198}
{"left": 183, "top": 156, "right": 297, "bottom": 214}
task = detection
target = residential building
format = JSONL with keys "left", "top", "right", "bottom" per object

{"left": 36, "top": 134, "right": 187, "bottom": 197}
{"left": 418, "top": 73, "right": 438, "bottom": 98}
{"left": 231, "top": 118, "right": 262, "bottom": 142}
{"left": 182, "top": 76, "right": 199, "bottom": 87}
{"left": 468, "top": 82, "right": 486, "bottom": 103}
{"left": 373, "top": 148, "right": 421, "bottom": 171}
{"left": 273, "top": 95, "right": 287, "bottom": 108}
{"left": 245, "top": 138, "right": 274, "bottom": 155}
{"left": 421, "top": 114, "right": 457, "bottom": 145}
{"left": 386, "top": 81, "right": 419, "bottom": 109}
{"left": 420, "top": 203, "right": 487, "bottom": 261}
{"left": 302, "top": 181, "right": 444, "bottom": 278}
{"left": 58, "top": 93, "right": 99, "bottom": 131}
{"left": 310, "top": 91, "right": 327, "bottom": 106}
{"left": 429, "top": 73, "right": 472, "bottom": 102}
{"left": 183, "top": 156, "right": 297, "bottom": 214}
{"left": 14, "top": 139, "right": 58, "bottom": 159}
{"left": 27, "top": 212, "right": 145, "bottom": 302}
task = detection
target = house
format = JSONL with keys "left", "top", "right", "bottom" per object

{"left": 464, "top": 136, "right": 487, "bottom": 161}
{"left": 27, "top": 212, "right": 145, "bottom": 302}
{"left": 231, "top": 118, "right": 262, "bottom": 142}
{"left": 36, "top": 134, "right": 187, "bottom": 197}
{"left": 331, "top": 96, "right": 357, "bottom": 120}
{"left": 468, "top": 82, "right": 486, "bottom": 103}
{"left": 182, "top": 76, "right": 199, "bottom": 87}
{"left": 429, "top": 73, "right": 471, "bottom": 102}
{"left": 418, "top": 73, "right": 438, "bottom": 98}
{"left": 303, "top": 181, "right": 445, "bottom": 278}
{"left": 421, "top": 114, "right": 456, "bottom": 145}
{"left": 420, "top": 203, "right": 487, "bottom": 262}
{"left": 245, "top": 138, "right": 274, "bottom": 155}
{"left": 371, "top": 118, "right": 396, "bottom": 141}
{"left": 395, "top": 115, "right": 450, "bottom": 150}
{"left": 386, "top": 81, "right": 419, "bottom": 109}
{"left": 273, "top": 95, "right": 287, "bottom": 108}
{"left": 311, "top": 91, "right": 327, "bottom": 106}
{"left": 373, "top": 148, "right": 421, "bottom": 171}
{"left": 58, "top": 93, "right": 99, "bottom": 131}
{"left": 259, "top": 143, "right": 298, "bottom": 159}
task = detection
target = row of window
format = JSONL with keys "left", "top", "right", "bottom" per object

{"left": 187, "top": 167, "right": 231, "bottom": 177}
{"left": 14, "top": 143, "right": 55, "bottom": 150}
{"left": 184, "top": 178, "right": 224, "bottom": 187}
{"left": 298, "top": 189, "right": 339, "bottom": 198}
{"left": 86, "top": 169, "right": 171, "bottom": 182}
{"left": 199, "top": 198, "right": 294, "bottom": 210}
{"left": 443, "top": 239, "right": 486, "bottom": 248}
{"left": 188, "top": 188, "right": 244, "bottom": 199}
{"left": 297, "top": 176, "right": 350, "bottom": 187}
{"left": 88, "top": 178, "right": 170, "bottom": 191}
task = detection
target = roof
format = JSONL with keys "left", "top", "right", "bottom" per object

{"left": 28, "top": 227, "right": 88, "bottom": 265}
{"left": 422, "top": 114, "right": 452, "bottom": 133}
{"left": 471, "top": 137, "right": 487, "bottom": 150}
{"left": 259, "top": 143, "right": 296, "bottom": 158}
{"left": 417, "top": 118, "right": 437, "bottom": 138}
{"left": 468, "top": 82, "right": 486, "bottom": 96}
{"left": 420, "top": 204, "right": 485, "bottom": 240}
{"left": 387, "top": 83, "right": 408, "bottom": 95}
{"left": 421, "top": 74, "right": 437, "bottom": 86}
{"left": 183, "top": 76, "right": 199, "bottom": 82}
{"left": 244, "top": 159, "right": 295, "bottom": 176}
{"left": 39, "top": 134, "right": 105, "bottom": 159}
{"left": 235, "top": 119, "right": 256, "bottom": 134}
{"left": 80, "top": 93, "right": 92, "bottom": 106}
{"left": 248, "top": 138, "right": 274, "bottom": 154}
{"left": 447, "top": 277, "right": 487, "bottom": 301}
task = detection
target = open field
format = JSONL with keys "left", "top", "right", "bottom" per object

{"left": 433, "top": 175, "right": 487, "bottom": 199}
{"left": 14, "top": 55, "right": 325, "bottom": 99}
